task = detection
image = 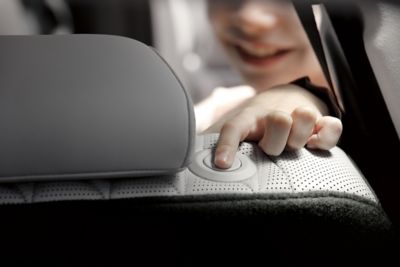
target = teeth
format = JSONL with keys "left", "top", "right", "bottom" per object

{"left": 240, "top": 45, "right": 279, "bottom": 57}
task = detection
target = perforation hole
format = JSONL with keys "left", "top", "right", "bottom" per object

{"left": 34, "top": 181, "right": 103, "bottom": 201}
{"left": 189, "top": 176, "right": 252, "bottom": 194}
{"left": 275, "top": 148, "right": 376, "bottom": 202}
{"left": 112, "top": 176, "right": 179, "bottom": 198}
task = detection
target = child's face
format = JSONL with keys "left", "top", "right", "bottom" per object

{"left": 208, "top": 0, "right": 326, "bottom": 91}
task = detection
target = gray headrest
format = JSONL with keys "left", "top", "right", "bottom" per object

{"left": 0, "top": 34, "right": 195, "bottom": 182}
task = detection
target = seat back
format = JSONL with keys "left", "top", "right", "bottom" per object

{"left": 0, "top": 35, "right": 195, "bottom": 182}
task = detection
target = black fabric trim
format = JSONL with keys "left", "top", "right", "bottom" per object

{"left": 1, "top": 191, "right": 390, "bottom": 230}
{"left": 0, "top": 191, "right": 395, "bottom": 266}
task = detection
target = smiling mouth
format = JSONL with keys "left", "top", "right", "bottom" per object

{"left": 234, "top": 45, "right": 292, "bottom": 68}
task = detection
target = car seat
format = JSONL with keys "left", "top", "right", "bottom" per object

{"left": 0, "top": 34, "right": 395, "bottom": 266}
{"left": 151, "top": 0, "right": 400, "bottom": 228}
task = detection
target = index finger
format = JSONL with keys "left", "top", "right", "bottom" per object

{"left": 214, "top": 113, "right": 254, "bottom": 169}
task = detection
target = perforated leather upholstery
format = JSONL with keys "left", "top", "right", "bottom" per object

{"left": 0, "top": 134, "right": 376, "bottom": 205}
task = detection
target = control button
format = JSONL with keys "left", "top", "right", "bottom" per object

{"left": 203, "top": 154, "right": 242, "bottom": 172}
{"left": 188, "top": 149, "right": 257, "bottom": 183}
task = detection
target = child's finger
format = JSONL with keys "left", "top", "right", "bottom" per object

{"left": 287, "top": 107, "right": 318, "bottom": 150}
{"left": 307, "top": 116, "right": 343, "bottom": 150}
{"left": 214, "top": 112, "right": 254, "bottom": 169}
{"left": 258, "top": 111, "right": 292, "bottom": 156}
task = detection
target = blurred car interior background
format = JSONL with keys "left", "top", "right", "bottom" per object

{"left": 0, "top": 0, "right": 241, "bottom": 104}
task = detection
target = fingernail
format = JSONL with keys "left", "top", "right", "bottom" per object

{"left": 215, "top": 150, "right": 231, "bottom": 169}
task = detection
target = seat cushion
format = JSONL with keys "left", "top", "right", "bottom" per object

{"left": 0, "top": 133, "right": 394, "bottom": 266}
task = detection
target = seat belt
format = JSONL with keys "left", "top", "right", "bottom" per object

{"left": 293, "top": 1, "right": 367, "bottom": 132}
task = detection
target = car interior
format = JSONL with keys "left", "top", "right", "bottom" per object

{"left": 0, "top": 0, "right": 399, "bottom": 266}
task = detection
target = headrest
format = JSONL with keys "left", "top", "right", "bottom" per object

{"left": 0, "top": 35, "right": 195, "bottom": 182}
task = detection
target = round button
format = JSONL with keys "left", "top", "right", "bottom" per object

{"left": 188, "top": 149, "right": 257, "bottom": 183}
{"left": 203, "top": 154, "right": 242, "bottom": 172}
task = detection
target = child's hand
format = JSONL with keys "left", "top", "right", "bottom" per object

{"left": 203, "top": 84, "right": 343, "bottom": 169}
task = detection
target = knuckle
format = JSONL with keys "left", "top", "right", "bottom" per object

{"left": 325, "top": 117, "right": 343, "bottom": 136}
{"left": 221, "top": 119, "right": 250, "bottom": 141}
{"left": 266, "top": 111, "right": 293, "bottom": 128}
{"left": 332, "top": 120, "right": 343, "bottom": 135}
{"left": 292, "top": 107, "right": 318, "bottom": 123}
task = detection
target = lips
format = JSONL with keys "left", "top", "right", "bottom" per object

{"left": 234, "top": 44, "right": 292, "bottom": 68}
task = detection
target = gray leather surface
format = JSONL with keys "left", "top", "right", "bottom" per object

{"left": 362, "top": 2, "right": 400, "bottom": 139}
{"left": 0, "top": 35, "right": 195, "bottom": 182}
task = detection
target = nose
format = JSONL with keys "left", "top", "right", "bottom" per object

{"left": 233, "top": 2, "right": 278, "bottom": 38}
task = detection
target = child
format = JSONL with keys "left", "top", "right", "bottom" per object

{"left": 196, "top": 0, "right": 342, "bottom": 168}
